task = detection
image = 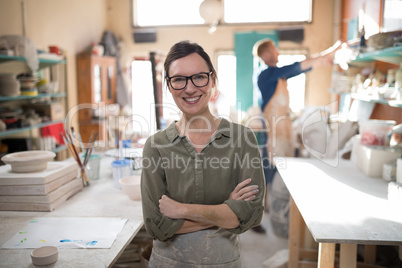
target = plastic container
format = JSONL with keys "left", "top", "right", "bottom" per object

{"left": 359, "top": 120, "right": 396, "bottom": 146}
{"left": 81, "top": 154, "right": 102, "bottom": 180}
{"left": 111, "top": 159, "right": 133, "bottom": 189}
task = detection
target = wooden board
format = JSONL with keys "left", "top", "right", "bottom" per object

{"left": 0, "top": 169, "right": 78, "bottom": 195}
{"left": 0, "top": 161, "right": 78, "bottom": 185}
{"left": 0, "top": 176, "right": 81, "bottom": 203}
{"left": 0, "top": 183, "right": 83, "bottom": 211}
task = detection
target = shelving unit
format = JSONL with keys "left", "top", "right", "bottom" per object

{"left": 352, "top": 46, "right": 402, "bottom": 65}
{"left": 0, "top": 55, "right": 68, "bottom": 158}
{"left": 335, "top": 45, "right": 402, "bottom": 123}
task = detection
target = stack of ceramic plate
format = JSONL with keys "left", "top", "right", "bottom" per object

{"left": 0, "top": 74, "right": 20, "bottom": 97}
{"left": 18, "top": 75, "right": 39, "bottom": 96}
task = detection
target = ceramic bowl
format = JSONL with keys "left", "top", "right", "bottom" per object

{"left": 119, "top": 175, "right": 142, "bottom": 200}
{"left": 31, "top": 246, "right": 58, "bottom": 266}
{"left": 1, "top": 150, "right": 56, "bottom": 173}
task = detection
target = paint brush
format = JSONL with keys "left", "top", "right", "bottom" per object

{"left": 66, "top": 132, "right": 89, "bottom": 187}
{"left": 83, "top": 130, "right": 95, "bottom": 165}
{"left": 71, "top": 127, "right": 84, "bottom": 151}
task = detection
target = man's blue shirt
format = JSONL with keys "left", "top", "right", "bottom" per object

{"left": 257, "top": 62, "right": 311, "bottom": 111}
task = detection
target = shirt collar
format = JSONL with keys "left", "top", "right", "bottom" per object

{"left": 165, "top": 118, "right": 232, "bottom": 143}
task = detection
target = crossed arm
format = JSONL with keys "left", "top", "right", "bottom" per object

{"left": 158, "top": 178, "right": 259, "bottom": 234}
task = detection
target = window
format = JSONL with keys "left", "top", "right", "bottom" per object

{"left": 382, "top": 0, "right": 402, "bottom": 32}
{"left": 131, "top": 60, "right": 156, "bottom": 133}
{"left": 277, "top": 54, "right": 307, "bottom": 114}
{"left": 133, "top": 0, "right": 312, "bottom": 27}
{"left": 131, "top": 59, "right": 180, "bottom": 131}
{"left": 224, "top": 0, "right": 312, "bottom": 24}
{"left": 133, "top": 0, "right": 204, "bottom": 27}
{"left": 215, "top": 52, "right": 237, "bottom": 117}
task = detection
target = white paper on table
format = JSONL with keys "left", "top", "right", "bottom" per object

{"left": 1, "top": 217, "right": 127, "bottom": 249}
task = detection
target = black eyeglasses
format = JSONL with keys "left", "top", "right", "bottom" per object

{"left": 167, "top": 72, "right": 212, "bottom": 90}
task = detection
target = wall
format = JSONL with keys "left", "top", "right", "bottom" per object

{"left": 0, "top": 0, "right": 338, "bottom": 120}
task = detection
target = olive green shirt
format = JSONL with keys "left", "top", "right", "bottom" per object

{"left": 141, "top": 118, "right": 265, "bottom": 242}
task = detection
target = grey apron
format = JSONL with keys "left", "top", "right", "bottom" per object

{"left": 148, "top": 228, "right": 241, "bottom": 268}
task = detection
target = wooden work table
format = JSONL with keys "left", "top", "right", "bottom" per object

{"left": 275, "top": 157, "right": 402, "bottom": 268}
{"left": 0, "top": 156, "right": 144, "bottom": 267}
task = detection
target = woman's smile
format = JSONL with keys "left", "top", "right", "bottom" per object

{"left": 183, "top": 95, "right": 202, "bottom": 103}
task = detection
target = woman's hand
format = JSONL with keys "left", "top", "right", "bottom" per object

{"left": 159, "top": 194, "right": 185, "bottom": 219}
{"left": 228, "top": 178, "right": 259, "bottom": 201}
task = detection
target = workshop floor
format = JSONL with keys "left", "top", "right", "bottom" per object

{"left": 240, "top": 211, "right": 289, "bottom": 268}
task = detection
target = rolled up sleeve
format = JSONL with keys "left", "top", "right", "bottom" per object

{"left": 141, "top": 138, "right": 185, "bottom": 241}
{"left": 224, "top": 127, "right": 265, "bottom": 234}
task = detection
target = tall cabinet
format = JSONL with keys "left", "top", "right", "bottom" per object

{"left": 76, "top": 55, "right": 116, "bottom": 143}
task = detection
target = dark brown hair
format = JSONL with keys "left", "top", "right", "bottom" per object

{"left": 164, "top": 40, "right": 216, "bottom": 81}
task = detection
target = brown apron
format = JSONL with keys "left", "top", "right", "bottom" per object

{"left": 148, "top": 228, "right": 241, "bottom": 268}
{"left": 263, "top": 78, "right": 295, "bottom": 164}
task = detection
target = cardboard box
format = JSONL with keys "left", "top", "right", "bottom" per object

{"left": 24, "top": 102, "right": 65, "bottom": 121}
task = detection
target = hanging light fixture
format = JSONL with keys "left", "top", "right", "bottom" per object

{"left": 199, "top": 0, "right": 223, "bottom": 33}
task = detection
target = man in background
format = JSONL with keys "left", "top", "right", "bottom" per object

{"left": 253, "top": 39, "right": 341, "bottom": 213}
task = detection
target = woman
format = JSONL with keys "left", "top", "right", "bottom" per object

{"left": 141, "top": 40, "right": 265, "bottom": 267}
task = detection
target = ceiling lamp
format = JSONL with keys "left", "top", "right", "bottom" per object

{"left": 199, "top": 0, "right": 223, "bottom": 33}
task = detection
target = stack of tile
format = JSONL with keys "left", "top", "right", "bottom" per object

{"left": 0, "top": 161, "right": 81, "bottom": 211}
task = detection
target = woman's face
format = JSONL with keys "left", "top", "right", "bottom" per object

{"left": 167, "top": 53, "right": 215, "bottom": 117}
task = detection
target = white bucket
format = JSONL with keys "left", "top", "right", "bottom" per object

{"left": 359, "top": 120, "right": 395, "bottom": 146}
